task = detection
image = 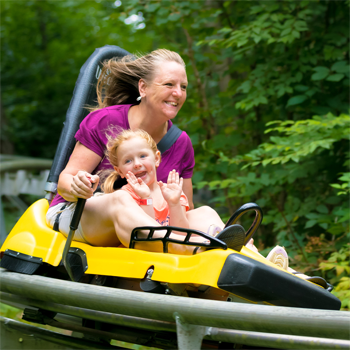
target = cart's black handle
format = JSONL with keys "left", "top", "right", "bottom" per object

{"left": 70, "top": 197, "right": 87, "bottom": 231}
{"left": 224, "top": 203, "right": 263, "bottom": 245}
{"left": 63, "top": 197, "right": 87, "bottom": 282}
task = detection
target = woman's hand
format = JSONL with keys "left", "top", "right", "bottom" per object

{"left": 57, "top": 142, "right": 102, "bottom": 203}
{"left": 126, "top": 171, "right": 151, "bottom": 199}
{"left": 159, "top": 170, "right": 183, "bottom": 207}
{"left": 71, "top": 171, "right": 99, "bottom": 200}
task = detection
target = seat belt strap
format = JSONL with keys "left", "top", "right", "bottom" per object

{"left": 157, "top": 125, "right": 182, "bottom": 154}
{"left": 53, "top": 203, "right": 68, "bottom": 232}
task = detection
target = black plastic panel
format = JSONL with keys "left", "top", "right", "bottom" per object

{"left": 0, "top": 249, "right": 43, "bottom": 275}
{"left": 217, "top": 254, "right": 341, "bottom": 310}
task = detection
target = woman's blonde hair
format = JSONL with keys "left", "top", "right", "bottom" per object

{"left": 94, "top": 49, "right": 185, "bottom": 110}
{"left": 101, "top": 129, "right": 160, "bottom": 193}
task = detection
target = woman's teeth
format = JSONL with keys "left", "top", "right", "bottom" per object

{"left": 165, "top": 102, "right": 178, "bottom": 106}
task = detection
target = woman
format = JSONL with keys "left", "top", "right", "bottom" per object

{"left": 46, "top": 49, "right": 228, "bottom": 254}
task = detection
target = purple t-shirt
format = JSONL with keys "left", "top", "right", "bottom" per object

{"left": 51, "top": 104, "right": 195, "bottom": 207}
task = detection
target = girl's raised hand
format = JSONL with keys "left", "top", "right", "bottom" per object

{"left": 159, "top": 170, "right": 183, "bottom": 207}
{"left": 126, "top": 171, "right": 151, "bottom": 199}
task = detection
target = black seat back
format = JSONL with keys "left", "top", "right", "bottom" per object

{"left": 45, "top": 45, "right": 131, "bottom": 201}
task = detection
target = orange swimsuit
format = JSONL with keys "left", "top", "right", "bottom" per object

{"left": 121, "top": 184, "right": 189, "bottom": 226}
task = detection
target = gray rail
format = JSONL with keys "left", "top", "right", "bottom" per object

{"left": 0, "top": 269, "right": 349, "bottom": 349}
{"left": 0, "top": 155, "right": 52, "bottom": 244}
{"left": 0, "top": 157, "right": 52, "bottom": 173}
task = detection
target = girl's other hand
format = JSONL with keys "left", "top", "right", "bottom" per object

{"left": 159, "top": 170, "right": 183, "bottom": 207}
{"left": 126, "top": 171, "right": 151, "bottom": 199}
{"left": 71, "top": 171, "right": 99, "bottom": 200}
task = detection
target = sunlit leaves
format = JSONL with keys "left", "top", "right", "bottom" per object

{"left": 319, "top": 245, "right": 350, "bottom": 310}
{"left": 331, "top": 172, "right": 350, "bottom": 196}
{"left": 216, "top": 113, "right": 349, "bottom": 240}
{"left": 234, "top": 114, "right": 350, "bottom": 168}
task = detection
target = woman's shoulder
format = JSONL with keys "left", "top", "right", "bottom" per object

{"left": 178, "top": 130, "right": 191, "bottom": 140}
{"left": 176, "top": 129, "right": 193, "bottom": 147}
{"left": 166, "top": 122, "right": 191, "bottom": 143}
{"left": 161, "top": 128, "right": 194, "bottom": 163}
{"left": 160, "top": 126, "right": 193, "bottom": 155}
{"left": 88, "top": 104, "right": 133, "bottom": 119}
{"left": 82, "top": 104, "right": 133, "bottom": 130}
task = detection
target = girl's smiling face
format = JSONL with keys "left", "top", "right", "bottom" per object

{"left": 114, "top": 136, "right": 161, "bottom": 186}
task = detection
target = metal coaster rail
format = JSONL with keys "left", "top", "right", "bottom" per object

{"left": 1, "top": 269, "right": 349, "bottom": 350}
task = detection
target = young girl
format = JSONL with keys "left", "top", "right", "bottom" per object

{"left": 100, "top": 128, "right": 313, "bottom": 278}
{"left": 97, "top": 129, "right": 312, "bottom": 279}
{"left": 100, "top": 129, "right": 248, "bottom": 253}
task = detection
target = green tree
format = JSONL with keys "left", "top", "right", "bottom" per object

{"left": 0, "top": 0, "right": 154, "bottom": 158}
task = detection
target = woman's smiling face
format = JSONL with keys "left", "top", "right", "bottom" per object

{"left": 140, "top": 61, "right": 188, "bottom": 121}
{"left": 115, "top": 136, "right": 160, "bottom": 186}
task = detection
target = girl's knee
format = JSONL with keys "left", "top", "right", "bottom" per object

{"left": 201, "top": 206, "right": 217, "bottom": 214}
{"left": 194, "top": 206, "right": 220, "bottom": 217}
{"left": 187, "top": 205, "right": 224, "bottom": 229}
{"left": 110, "top": 190, "right": 135, "bottom": 207}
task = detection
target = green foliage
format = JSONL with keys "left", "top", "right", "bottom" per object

{"left": 110, "top": 339, "right": 161, "bottom": 350}
{"left": 224, "top": 113, "right": 349, "bottom": 168}
{"left": 331, "top": 172, "right": 350, "bottom": 196}
{"left": 0, "top": 0, "right": 155, "bottom": 158}
{"left": 3, "top": 194, "right": 42, "bottom": 233}
{"left": 320, "top": 244, "right": 350, "bottom": 310}
{"left": 0, "top": 302, "right": 72, "bottom": 335}
{"left": 0, "top": 302, "right": 22, "bottom": 320}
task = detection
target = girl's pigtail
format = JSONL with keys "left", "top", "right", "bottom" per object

{"left": 101, "top": 171, "right": 120, "bottom": 194}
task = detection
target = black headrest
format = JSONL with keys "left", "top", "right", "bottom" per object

{"left": 45, "top": 45, "right": 130, "bottom": 196}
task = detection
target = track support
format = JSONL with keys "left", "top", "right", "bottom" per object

{"left": 174, "top": 312, "right": 208, "bottom": 350}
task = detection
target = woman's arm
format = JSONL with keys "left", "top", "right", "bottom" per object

{"left": 57, "top": 142, "right": 102, "bottom": 202}
{"left": 182, "top": 178, "right": 194, "bottom": 210}
{"left": 178, "top": 133, "right": 195, "bottom": 210}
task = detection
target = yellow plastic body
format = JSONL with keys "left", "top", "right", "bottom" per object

{"left": 1, "top": 199, "right": 295, "bottom": 288}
